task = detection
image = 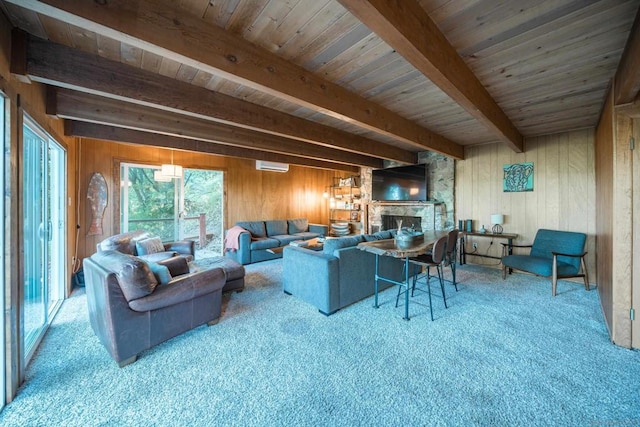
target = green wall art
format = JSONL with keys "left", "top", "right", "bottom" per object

{"left": 503, "top": 162, "right": 534, "bottom": 192}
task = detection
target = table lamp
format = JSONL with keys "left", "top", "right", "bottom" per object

{"left": 491, "top": 214, "right": 504, "bottom": 234}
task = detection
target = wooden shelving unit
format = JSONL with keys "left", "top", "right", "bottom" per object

{"left": 328, "top": 175, "right": 362, "bottom": 235}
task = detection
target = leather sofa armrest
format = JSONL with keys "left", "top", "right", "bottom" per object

{"left": 129, "top": 267, "right": 226, "bottom": 312}
{"left": 164, "top": 240, "right": 195, "bottom": 256}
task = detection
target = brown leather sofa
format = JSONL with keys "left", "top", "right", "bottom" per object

{"left": 83, "top": 249, "right": 226, "bottom": 367}
{"left": 99, "top": 230, "right": 245, "bottom": 293}
{"left": 97, "top": 229, "right": 195, "bottom": 262}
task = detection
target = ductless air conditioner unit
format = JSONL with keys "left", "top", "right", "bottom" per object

{"left": 255, "top": 160, "right": 289, "bottom": 173}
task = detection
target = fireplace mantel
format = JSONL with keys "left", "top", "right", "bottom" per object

{"left": 368, "top": 201, "right": 443, "bottom": 207}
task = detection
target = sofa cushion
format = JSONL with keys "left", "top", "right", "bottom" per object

{"left": 503, "top": 255, "right": 579, "bottom": 277}
{"left": 293, "top": 231, "right": 320, "bottom": 240}
{"left": 93, "top": 250, "right": 158, "bottom": 301}
{"left": 323, "top": 235, "right": 365, "bottom": 255}
{"left": 136, "top": 236, "right": 165, "bottom": 255}
{"left": 288, "top": 218, "right": 308, "bottom": 234}
{"left": 271, "top": 234, "right": 300, "bottom": 245}
{"left": 266, "top": 220, "right": 288, "bottom": 237}
{"left": 236, "top": 221, "right": 266, "bottom": 238}
{"left": 250, "top": 237, "right": 280, "bottom": 250}
{"left": 143, "top": 260, "right": 173, "bottom": 285}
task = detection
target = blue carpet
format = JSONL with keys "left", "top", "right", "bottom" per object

{"left": 1, "top": 261, "right": 638, "bottom": 426}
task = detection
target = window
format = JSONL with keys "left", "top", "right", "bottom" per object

{"left": 120, "top": 163, "right": 224, "bottom": 254}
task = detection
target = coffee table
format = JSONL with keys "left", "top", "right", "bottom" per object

{"left": 290, "top": 237, "right": 324, "bottom": 251}
{"left": 267, "top": 237, "right": 324, "bottom": 254}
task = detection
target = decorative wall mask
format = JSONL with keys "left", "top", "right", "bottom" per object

{"left": 87, "top": 172, "right": 108, "bottom": 235}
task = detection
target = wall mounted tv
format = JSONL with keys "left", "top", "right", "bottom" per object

{"left": 371, "top": 164, "right": 427, "bottom": 202}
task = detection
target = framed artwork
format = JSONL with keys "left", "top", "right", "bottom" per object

{"left": 503, "top": 162, "right": 534, "bottom": 192}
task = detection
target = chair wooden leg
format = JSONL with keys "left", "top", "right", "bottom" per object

{"left": 581, "top": 257, "right": 590, "bottom": 291}
{"left": 552, "top": 255, "right": 558, "bottom": 296}
{"left": 502, "top": 264, "right": 506, "bottom": 280}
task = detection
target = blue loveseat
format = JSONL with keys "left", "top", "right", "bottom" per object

{"left": 501, "top": 228, "right": 589, "bottom": 296}
{"left": 282, "top": 230, "right": 405, "bottom": 315}
{"left": 225, "top": 218, "right": 328, "bottom": 265}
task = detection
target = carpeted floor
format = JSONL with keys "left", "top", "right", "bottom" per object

{"left": 1, "top": 260, "right": 638, "bottom": 426}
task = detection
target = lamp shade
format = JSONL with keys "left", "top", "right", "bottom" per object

{"left": 491, "top": 214, "right": 504, "bottom": 225}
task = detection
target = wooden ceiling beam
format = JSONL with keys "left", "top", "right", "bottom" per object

{"left": 50, "top": 88, "right": 382, "bottom": 169}
{"left": 337, "top": 0, "right": 524, "bottom": 153}
{"left": 11, "top": 30, "right": 414, "bottom": 165}
{"left": 5, "top": 0, "right": 463, "bottom": 159}
{"left": 614, "top": 6, "right": 640, "bottom": 105}
{"left": 65, "top": 121, "right": 360, "bottom": 173}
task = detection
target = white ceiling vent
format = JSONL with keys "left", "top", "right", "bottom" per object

{"left": 255, "top": 160, "right": 289, "bottom": 173}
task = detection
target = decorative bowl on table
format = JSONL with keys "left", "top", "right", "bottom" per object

{"left": 394, "top": 229, "right": 425, "bottom": 249}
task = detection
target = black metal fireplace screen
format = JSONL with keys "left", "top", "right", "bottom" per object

{"left": 381, "top": 215, "right": 422, "bottom": 231}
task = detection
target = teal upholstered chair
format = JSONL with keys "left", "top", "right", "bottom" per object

{"left": 501, "top": 229, "right": 589, "bottom": 296}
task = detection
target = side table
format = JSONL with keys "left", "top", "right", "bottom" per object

{"left": 459, "top": 232, "right": 518, "bottom": 265}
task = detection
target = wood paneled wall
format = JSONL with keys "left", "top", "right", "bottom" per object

{"left": 77, "top": 138, "right": 341, "bottom": 261}
{"left": 594, "top": 85, "right": 637, "bottom": 348}
{"left": 595, "top": 90, "right": 615, "bottom": 337}
{"left": 456, "top": 129, "right": 596, "bottom": 281}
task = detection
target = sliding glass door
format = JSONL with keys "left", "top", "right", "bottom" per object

{"left": 22, "top": 117, "right": 66, "bottom": 363}
{"left": 0, "top": 92, "right": 6, "bottom": 410}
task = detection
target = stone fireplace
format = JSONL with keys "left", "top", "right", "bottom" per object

{"left": 359, "top": 152, "right": 456, "bottom": 234}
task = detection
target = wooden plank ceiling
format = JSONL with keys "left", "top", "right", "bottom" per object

{"left": 2, "top": 0, "right": 639, "bottom": 170}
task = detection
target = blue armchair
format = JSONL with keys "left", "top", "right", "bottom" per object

{"left": 501, "top": 229, "right": 589, "bottom": 296}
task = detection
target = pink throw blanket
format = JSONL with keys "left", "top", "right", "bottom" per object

{"left": 224, "top": 226, "right": 247, "bottom": 252}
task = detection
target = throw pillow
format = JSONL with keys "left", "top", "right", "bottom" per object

{"left": 236, "top": 221, "right": 267, "bottom": 238}
{"left": 136, "top": 236, "right": 165, "bottom": 256}
{"left": 266, "top": 220, "right": 288, "bottom": 237}
{"left": 144, "top": 260, "right": 173, "bottom": 285}
{"left": 288, "top": 218, "right": 308, "bottom": 234}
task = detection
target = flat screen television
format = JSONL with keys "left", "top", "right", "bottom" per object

{"left": 371, "top": 164, "right": 427, "bottom": 202}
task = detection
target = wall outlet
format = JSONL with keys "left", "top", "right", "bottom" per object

{"left": 472, "top": 243, "right": 478, "bottom": 249}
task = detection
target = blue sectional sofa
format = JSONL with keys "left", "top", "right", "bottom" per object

{"left": 225, "top": 218, "right": 328, "bottom": 265}
{"left": 282, "top": 230, "right": 406, "bottom": 315}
